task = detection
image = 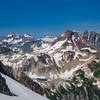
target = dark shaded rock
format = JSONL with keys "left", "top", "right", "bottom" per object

{"left": 0, "top": 47, "right": 11, "bottom": 54}
{"left": 0, "top": 62, "right": 14, "bottom": 79}
{"left": 0, "top": 73, "right": 12, "bottom": 96}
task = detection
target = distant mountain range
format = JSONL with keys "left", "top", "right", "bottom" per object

{"left": 0, "top": 30, "right": 100, "bottom": 100}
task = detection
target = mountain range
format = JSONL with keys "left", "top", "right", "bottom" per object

{"left": 0, "top": 30, "right": 100, "bottom": 100}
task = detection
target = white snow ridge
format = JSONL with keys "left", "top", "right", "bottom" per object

{"left": 0, "top": 73, "right": 48, "bottom": 100}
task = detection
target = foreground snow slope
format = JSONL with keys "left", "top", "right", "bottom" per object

{"left": 1, "top": 73, "right": 48, "bottom": 100}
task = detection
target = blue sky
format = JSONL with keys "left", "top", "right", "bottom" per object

{"left": 0, "top": 0, "right": 100, "bottom": 37}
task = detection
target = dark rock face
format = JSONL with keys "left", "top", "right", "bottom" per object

{"left": 67, "top": 51, "right": 75, "bottom": 61}
{"left": 21, "top": 42, "right": 32, "bottom": 53}
{"left": 0, "top": 47, "right": 11, "bottom": 54}
{"left": 82, "top": 31, "right": 100, "bottom": 48}
{"left": 52, "top": 30, "right": 85, "bottom": 49}
{"left": 0, "top": 62, "right": 14, "bottom": 79}
{"left": 0, "top": 73, "right": 11, "bottom": 96}
{"left": 0, "top": 62, "right": 14, "bottom": 96}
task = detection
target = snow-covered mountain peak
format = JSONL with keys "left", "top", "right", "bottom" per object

{"left": 24, "top": 34, "right": 33, "bottom": 38}
{"left": 52, "top": 30, "right": 79, "bottom": 45}
{"left": 1, "top": 33, "right": 35, "bottom": 46}
{"left": 7, "top": 34, "right": 13, "bottom": 38}
{"left": 41, "top": 36, "right": 57, "bottom": 43}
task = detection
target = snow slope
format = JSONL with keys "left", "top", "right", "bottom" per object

{"left": 41, "top": 36, "right": 57, "bottom": 42}
{"left": 1, "top": 73, "right": 48, "bottom": 100}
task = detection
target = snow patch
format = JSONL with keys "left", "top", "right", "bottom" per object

{"left": 42, "top": 36, "right": 56, "bottom": 42}
{"left": 53, "top": 53, "right": 63, "bottom": 68}
{"left": 29, "top": 72, "right": 46, "bottom": 79}
{"left": 3, "top": 38, "right": 13, "bottom": 43}
{"left": 12, "top": 38, "right": 23, "bottom": 44}
{"left": 7, "top": 34, "right": 12, "bottom": 37}
{"left": 81, "top": 47, "right": 97, "bottom": 53}
{"left": 24, "top": 34, "right": 32, "bottom": 38}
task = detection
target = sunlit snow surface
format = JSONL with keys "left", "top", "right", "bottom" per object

{"left": 0, "top": 73, "right": 48, "bottom": 100}
{"left": 81, "top": 47, "right": 97, "bottom": 53}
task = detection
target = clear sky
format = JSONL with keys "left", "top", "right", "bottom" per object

{"left": 0, "top": 0, "right": 100, "bottom": 37}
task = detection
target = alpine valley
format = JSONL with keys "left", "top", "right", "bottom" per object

{"left": 0, "top": 30, "right": 100, "bottom": 100}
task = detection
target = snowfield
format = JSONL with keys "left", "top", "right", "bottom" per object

{"left": 41, "top": 36, "right": 57, "bottom": 42}
{"left": 1, "top": 73, "right": 48, "bottom": 100}
{"left": 81, "top": 47, "right": 97, "bottom": 53}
